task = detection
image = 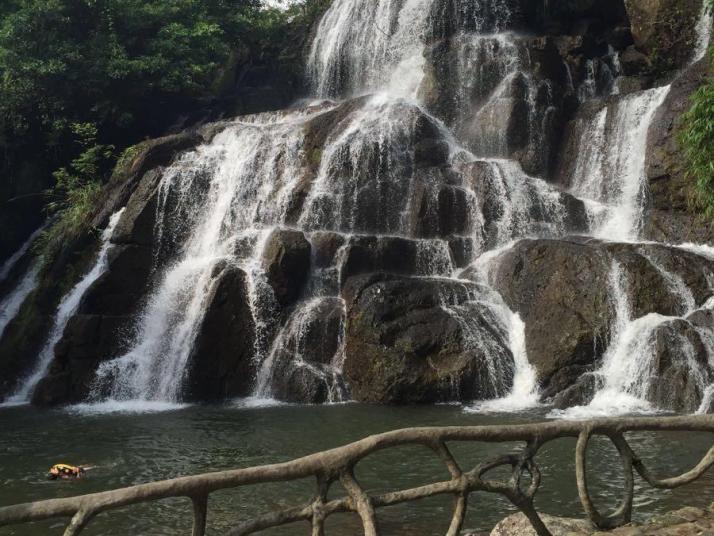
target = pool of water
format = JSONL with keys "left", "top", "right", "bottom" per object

{"left": 0, "top": 403, "right": 712, "bottom": 535}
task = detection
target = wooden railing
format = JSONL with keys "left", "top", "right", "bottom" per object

{"left": 1, "top": 415, "right": 713, "bottom": 536}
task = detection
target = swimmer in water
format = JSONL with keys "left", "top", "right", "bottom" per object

{"left": 47, "top": 464, "right": 86, "bottom": 480}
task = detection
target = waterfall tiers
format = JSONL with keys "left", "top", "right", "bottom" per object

{"left": 1, "top": 0, "right": 714, "bottom": 416}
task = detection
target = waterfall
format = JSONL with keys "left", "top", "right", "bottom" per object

{"left": 555, "top": 261, "right": 714, "bottom": 418}
{"left": 45, "top": 0, "right": 713, "bottom": 414}
{"left": 569, "top": 87, "right": 671, "bottom": 241}
{"left": 307, "top": 0, "right": 434, "bottom": 98}
{"left": 88, "top": 0, "right": 556, "bottom": 409}
{"left": 0, "top": 225, "right": 45, "bottom": 282}
{"left": 4, "top": 209, "right": 124, "bottom": 404}
{"left": 693, "top": 0, "right": 713, "bottom": 63}
{"left": 92, "top": 111, "right": 313, "bottom": 403}
{"left": 0, "top": 264, "right": 40, "bottom": 339}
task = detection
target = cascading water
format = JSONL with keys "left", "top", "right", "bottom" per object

{"left": 553, "top": 1, "right": 714, "bottom": 416}
{"left": 0, "top": 225, "right": 45, "bottom": 282}
{"left": 555, "top": 256, "right": 714, "bottom": 418}
{"left": 11, "top": 0, "right": 712, "bottom": 415}
{"left": 0, "top": 264, "right": 40, "bottom": 339}
{"left": 82, "top": 0, "right": 554, "bottom": 408}
{"left": 307, "top": 0, "right": 434, "bottom": 98}
{"left": 568, "top": 86, "right": 671, "bottom": 241}
{"left": 0, "top": 226, "right": 47, "bottom": 338}
{"left": 93, "top": 110, "right": 317, "bottom": 403}
{"left": 4, "top": 209, "right": 124, "bottom": 405}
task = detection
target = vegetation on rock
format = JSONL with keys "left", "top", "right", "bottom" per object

{"left": 681, "top": 0, "right": 714, "bottom": 219}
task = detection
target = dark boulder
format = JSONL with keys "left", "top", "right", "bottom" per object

{"left": 309, "top": 231, "right": 346, "bottom": 268}
{"left": 623, "top": 0, "right": 703, "bottom": 70}
{"left": 619, "top": 45, "right": 651, "bottom": 75}
{"left": 644, "top": 317, "right": 714, "bottom": 412}
{"left": 183, "top": 263, "right": 256, "bottom": 401}
{"left": 261, "top": 229, "right": 312, "bottom": 307}
{"left": 340, "top": 235, "right": 453, "bottom": 282}
{"left": 268, "top": 297, "right": 346, "bottom": 403}
{"left": 551, "top": 373, "right": 603, "bottom": 409}
{"left": 341, "top": 273, "right": 514, "bottom": 403}
{"left": 488, "top": 238, "right": 714, "bottom": 398}
{"left": 488, "top": 238, "right": 612, "bottom": 397}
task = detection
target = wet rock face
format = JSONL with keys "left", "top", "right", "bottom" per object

{"left": 268, "top": 297, "right": 346, "bottom": 403}
{"left": 31, "top": 243, "right": 156, "bottom": 405}
{"left": 644, "top": 59, "right": 714, "bottom": 244}
{"left": 624, "top": 0, "right": 702, "bottom": 69}
{"left": 489, "top": 238, "right": 612, "bottom": 397}
{"left": 342, "top": 273, "right": 514, "bottom": 403}
{"left": 184, "top": 264, "right": 256, "bottom": 401}
{"left": 489, "top": 238, "right": 714, "bottom": 399}
{"left": 420, "top": 34, "right": 568, "bottom": 177}
{"left": 646, "top": 318, "right": 714, "bottom": 412}
{"left": 262, "top": 229, "right": 312, "bottom": 307}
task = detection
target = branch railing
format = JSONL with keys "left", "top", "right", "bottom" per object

{"left": 1, "top": 415, "right": 713, "bottom": 536}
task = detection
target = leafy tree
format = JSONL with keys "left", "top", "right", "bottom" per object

{"left": 0, "top": 0, "right": 328, "bottom": 260}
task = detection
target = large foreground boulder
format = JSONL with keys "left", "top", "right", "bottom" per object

{"left": 342, "top": 272, "right": 514, "bottom": 403}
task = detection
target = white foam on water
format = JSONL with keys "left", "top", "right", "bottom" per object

{"left": 549, "top": 394, "right": 660, "bottom": 420}
{"left": 67, "top": 400, "right": 189, "bottom": 416}
{"left": 232, "top": 396, "right": 290, "bottom": 409}
{"left": 4, "top": 209, "right": 125, "bottom": 404}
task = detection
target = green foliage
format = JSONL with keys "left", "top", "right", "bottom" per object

{"left": 0, "top": 0, "right": 269, "bottom": 141}
{"left": 37, "top": 122, "right": 114, "bottom": 260}
{"left": 0, "top": 0, "right": 328, "bottom": 260}
{"left": 682, "top": 73, "right": 714, "bottom": 218}
{"left": 682, "top": 0, "right": 714, "bottom": 219}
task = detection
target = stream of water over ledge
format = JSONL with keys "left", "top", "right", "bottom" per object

{"left": 1, "top": 404, "right": 713, "bottom": 536}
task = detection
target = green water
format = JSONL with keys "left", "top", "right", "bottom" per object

{"left": 0, "top": 403, "right": 713, "bottom": 535}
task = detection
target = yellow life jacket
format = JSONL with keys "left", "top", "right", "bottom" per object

{"left": 49, "top": 464, "right": 83, "bottom": 477}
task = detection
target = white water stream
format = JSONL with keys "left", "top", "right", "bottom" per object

{"left": 0, "top": 264, "right": 40, "bottom": 340}
{"left": 4, "top": 209, "right": 124, "bottom": 405}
